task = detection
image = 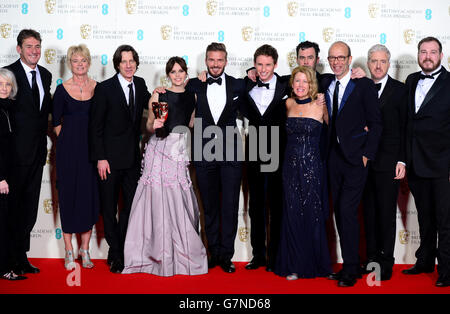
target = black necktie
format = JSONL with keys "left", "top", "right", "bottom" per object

{"left": 31, "top": 70, "right": 40, "bottom": 108}
{"left": 375, "top": 83, "right": 382, "bottom": 91}
{"left": 419, "top": 67, "right": 443, "bottom": 80}
{"left": 128, "top": 83, "right": 135, "bottom": 121}
{"left": 257, "top": 79, "right": 270, "bottom": 89}
{"left": 207, "top": 77, "right": 222, "bottom": 85}
{"left": 330, "top": 81, "right": 340, "bottom": 147}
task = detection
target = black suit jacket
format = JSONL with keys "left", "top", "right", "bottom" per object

{"left": 371, "top": 76, "right": 407, "bottom": 172}
{"left": 321, "top": 76, "right": 383, "bottom": 166}
{"left": 5, "top": 59, "right": 52, "bottom": 166}
{"left": 239, "top": 73, "right": 289, "bottom": 164}
{"left": 405, "top": 67, "right": 450, "bottom": 178}
{"left": 89, "top": 74, "right": 150, "bottom": 169}
{"left": 187, "top": 74, "right": 245, "bottom": 163}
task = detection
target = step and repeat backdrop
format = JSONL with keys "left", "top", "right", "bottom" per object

{"left": 1, "top": 0, "right": 449, "bottom": 263}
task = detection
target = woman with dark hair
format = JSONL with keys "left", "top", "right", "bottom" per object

{"left": 275, "top": 66, "right": 331, "bottom": 280}
{"left": 0, "top": 68, "right": 26, "bottom": 280}
{"left": 122, "top": 57, "right": 208, "bottom": 277}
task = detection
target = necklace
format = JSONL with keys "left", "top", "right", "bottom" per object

{"left": 73, "top": 77, "right": 89, "bottom": 95}
{"left": 295, "top": 97, "right": 311, "bottom": 116}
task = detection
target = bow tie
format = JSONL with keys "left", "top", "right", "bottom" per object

{"left": 256, "top": 79, "right": 270, "bottom": 89}
{"left": 419, "top": 67, "right": 443, "bottom": 80}
{"left": 207, "top": 77, "right": 222, "bottom": 85}
{"left": 375, "top": 83, "right": 382, "bottom": 91}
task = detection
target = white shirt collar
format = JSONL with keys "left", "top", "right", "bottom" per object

{"left": 20, "top": 59, "right": 39, "bottom": 75}
{"left": 117, "top": 72, "right": 133, "bottom": 88}
{"left": 420, "top": 65, "right": 442, "bottom": 80}
{"left": 335, "top": 70, "right": 351, "bottom": 88}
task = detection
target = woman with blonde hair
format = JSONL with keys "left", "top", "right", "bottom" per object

{"left": 53, "top": 44, "right": 99, "bottom": 270}
{"left": 275, "top": 66, "right": 332, "bottom": 280}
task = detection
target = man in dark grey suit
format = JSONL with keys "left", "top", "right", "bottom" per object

{"left": 5, "top": 29, "right": 52, "bottom": 275}
{"left": 401, "top": 37, "right": 450, "bottom": 287}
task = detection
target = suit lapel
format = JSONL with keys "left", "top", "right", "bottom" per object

{"left": 198, "top": 81, "right": 216, "bottom": 125}
{"left": 263, "top": 74, "right": 285, "bottom": 118}
{"left": 409, "top": 73, "right": 420, "bottom": 115}
{"left": 417, "top": 68, "right": 448, "bottom": 113}
{"left": 216, "top": 74, "right": 234, "bottom": 126}
{"left": 379, "top": 76, "right": 395, "bottom": 109}
{"left": 246, "top": 79, "right": 260, "bottom": 116}
{"left": 338, "top": 79, "right": 355, "bottom": 115}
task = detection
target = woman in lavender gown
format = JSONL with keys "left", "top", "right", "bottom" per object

{"left": 122, "top": 57, "right": 208, "bottom": 276}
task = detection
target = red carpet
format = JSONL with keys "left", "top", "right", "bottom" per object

{"left": 0, "top": 258, "right": 449, "bottom": 294}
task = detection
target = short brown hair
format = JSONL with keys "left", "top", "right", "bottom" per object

{"left": 17, "top": 29, "right": 42, "bottom": 47}
{"left": 112, "top": 45, "right": 139, "bottom": 73}
{"left": 165, "top": 56, "right": 188, "bottom": 76}
{"left": 253, "top": 44, "right": 278, "bottom": 64}
{"left": 290, "top": 66, "right": 318, "bottom": 100}
{"left": 206, "top": 42, "right": 227, "bottom": 60}
{"left": 418, "top": 36, "right": 442, "bottom": 53}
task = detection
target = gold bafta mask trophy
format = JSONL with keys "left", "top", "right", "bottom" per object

{"left": 152, "top": 101, "right": 169, "bottom": 138}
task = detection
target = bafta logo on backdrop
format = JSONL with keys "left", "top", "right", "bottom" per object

{"left": 399, "top": 230, "right": 410, "bottom": 245}
{"left": 403, "top": 29, "right": 415, "bottom": 44}
{"left": 287, "top": 51, "right": 297, "bottom": 68}
{"left": 322, "top": 28, "right": 335, "bottom": 43}
{"left": 126, "top": 0, "right": 137, "bottom": 14}
{"left": 80, "top": 24, "right": 92, "bottom": 40}
{"left": 206, "top": 0, "right": 218, "bottom": 16}
{"left": 0, "top": 24, "right": 12, "bottom": 39}
{"left": 45, "top": 0, "right": 56, "bottom": 14}
{"left": 368, "top": 3, "right": 380, "bottom": 18}
{"left": 160, "top": 25, "right": 172, "bottom": 40}
{"left": 43, "top": 199, "right": 53, "bottom": 214}
{"left": 45, "top": 49, "right": 57, "bottom": 65}
{"left": 287, "top": 2, "right": 299, "bottom": 17}
{"left": 238, "top": 227, "right": 249, "bottom": 243}
{"left": 241, "top": 26, "right": 253, "bottom": 42}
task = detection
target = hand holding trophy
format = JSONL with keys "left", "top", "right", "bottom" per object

{"left": 152, "top": 101, "right": 169, "bottom": 138}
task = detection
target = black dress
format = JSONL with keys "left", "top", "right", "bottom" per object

{"left": 0, "top": 98, "right": 13, "bottom": 274}
{"left": 52, "top": 84, "right": 99, "bottom": 233}
{"left": 275, "top": 116, "right": 332, "bottom": 278}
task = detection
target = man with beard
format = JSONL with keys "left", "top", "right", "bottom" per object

{"left": 401, "top": 37, "right": 450, "bottom": 287}
{"left": 188, "top": 43, "right": 246, "bottom": 273}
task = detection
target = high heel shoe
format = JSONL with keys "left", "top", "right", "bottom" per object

{"left": 286, "top": 273, "right": 298, "bottom": 281}
{"left": 78, "top": 249, "right": 94, "bottom": 269}
{"left": 64, "top": 250, "right": 75, "bottom": 270}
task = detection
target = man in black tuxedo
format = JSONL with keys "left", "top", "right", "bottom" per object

{"left": 5, "top": 29, "right": 52, "bottom": 275}
{"left": 188, "top": 42, "right": 245, "bottom": 273}
{"left": 322, "top": 41, "right": 382, "bottom": 287}
{"left": 239, "top": 45, "right": 289, "bottom": 272}
{"left": 401, "top": 37, "right": 450, "bottom": 287}
{"left": 89, "top": 45, "right": 150, "bottom": 273}
{"left": 362, "top": 44, "right": 407, "bottom": 280}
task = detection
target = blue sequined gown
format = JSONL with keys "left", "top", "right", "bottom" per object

{"left": 275, "top": 117, "right": 332, "bottom": 278}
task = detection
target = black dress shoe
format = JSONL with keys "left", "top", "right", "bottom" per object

{"left": 402, "top": 264, "right": 434, "bottom": 275}
{"left": 1, "top": 271, "right": 27, "bottom": 281}
{"left": 436, "top": 276, "right": 450, "bottom": 287}
{"left": 245, "top": 259, "right": 265, "bottom": 270}
{"left": 327, "top": 272, "right": 342, "bottom": 280}
{"left": 14, "top": 261, "right": 40, "bottom": 275}
{"left": 110, "top": 260, "right": 124, "bottom": 274}
{"left": 220, "top": 260, "right": 236, "bottom": 273}
{"left": 338, "top": 274, "right": 357, "bottom": 287}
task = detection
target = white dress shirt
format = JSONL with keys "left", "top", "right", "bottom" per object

{"left": 20, "top": 60, "right": 44, "bottom": 109}
{"left": 376, "top": 74, "right": 389, "bottom": 98}
{"left": 328, "top": 70, "right": 352, "bottom": 116}
{"left": 249, "top": 75, "right": 277, "bottom": 115}
{"left": 415, "top": 65, "right": 442, "bottom": 113}
{"left": 206, "top": 73, "right": 227, "bottom": 124}
{"left": 117, "top": 73, "right": 135, "bottom": 105}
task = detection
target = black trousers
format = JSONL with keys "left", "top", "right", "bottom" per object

{"left": 98, "top": 164, "right": 140, "bottom": 262}
{"left": 247, "top": 161, "right": 283, "bottom": 266}
{"left": 0, "top": 195, "right": 10, "bottom": 274}
{"left": 194, "top": 161, "right": 242, "bottom": 262}
{"left": 363, "top": 167, "right": 399, "bottom": 270}
{"left": 7, "top": 161, "right": 44, "bottom": 265}
{"left": 328, "top": 147, "right": 368, "bottom": 275}
{"left": 408, "top": 168, "right": 450, "bottom": 276}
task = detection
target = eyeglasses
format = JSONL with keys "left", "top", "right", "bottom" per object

{"left": 327, "top": 55, "right": 349, "bottom": 62}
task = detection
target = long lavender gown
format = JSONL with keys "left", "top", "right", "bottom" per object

{"left": 122, "top": 90, "right": 207, "bottom": 276}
